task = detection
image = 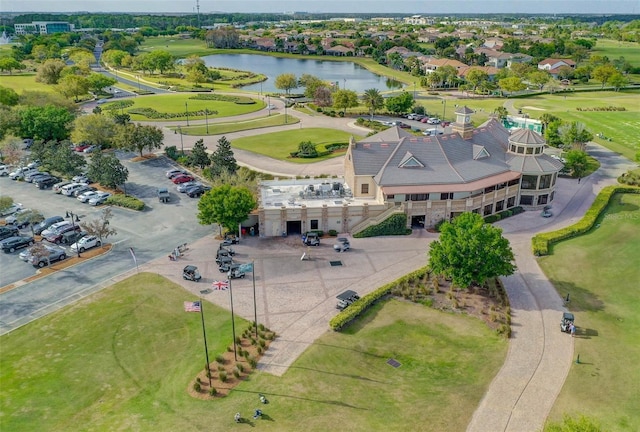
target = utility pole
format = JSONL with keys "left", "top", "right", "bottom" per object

{"left": 196, "top": 0, "right": 201, "bottom": 28}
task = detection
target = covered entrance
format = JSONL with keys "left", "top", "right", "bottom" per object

{"left": 286, "top": 220, "right": 302, "bottom": 235}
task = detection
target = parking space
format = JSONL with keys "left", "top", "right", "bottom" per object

{"left": 0, "top": 152, "right": 211, "bottom": 300}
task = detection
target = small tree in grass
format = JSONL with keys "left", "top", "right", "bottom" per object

{"left": 297, "top": 141, "right": 318, "bottom": 158}
{"left": 428, "top": 212, "right": 516, "bottom": 289}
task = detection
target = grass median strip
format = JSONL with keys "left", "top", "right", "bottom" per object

{"left": 171, "top": 113, "right": 298, "bottom": 135}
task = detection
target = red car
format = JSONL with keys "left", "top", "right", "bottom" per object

{"left": 172, "top": 175, "right": 195, "bottom": 184}
{"left": 74, "top": 144, "right": 90, "bottom": 152}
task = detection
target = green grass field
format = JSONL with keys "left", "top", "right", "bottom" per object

{"left": 0, "top": 273, "right": 507, "bottom": 432}
{"left": 101, "top": 93, "right": 264, "bottom": 121}
{"left": 0, "top": 73, "right": 57, "bottom": 94}
{"left": 230, "top": 128, "right": 363, "bottom": 163}
{"left": 539, "top": 193, "right": 640, "bottom": 431}
{"left": 592, "top": 39, "right": 640, "bottom": 67}
{"left": 172, "top": 112, "right": 299, "bottom": 135}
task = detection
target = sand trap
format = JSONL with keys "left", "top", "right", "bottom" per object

{"left": 521, "top": 106, "right": 545, "bottom": 111}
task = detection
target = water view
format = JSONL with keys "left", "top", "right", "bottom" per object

{"left": 200, "top": 54, "right": 403, "bottom": 94}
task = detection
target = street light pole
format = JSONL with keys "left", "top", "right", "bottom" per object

{"left": 66, "top": 211, "right": 81, "bottom": 258}
{"left": 176, "top": 126, "right": 184, "bottom": 154}
{"left": 205, "top": 110, "right": 209, "bottom": 134}
{"left": 185, "top": 101, "right": 189, "bottom": 126}
{"left": 442, "top": 98, "right": 447, "bottom": 121}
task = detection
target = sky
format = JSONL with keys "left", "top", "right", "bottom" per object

{"left": 4, "top": 0, "right": 638, "bottom": 15}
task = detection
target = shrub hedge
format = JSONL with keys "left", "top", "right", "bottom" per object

{"left": 105, "top": 195, "right": 145, "bottom": 211}
{"left": 353, "top": 213, "right": 411, "bottom": 238}
{"left": 531, "top": 186, "right": 640, "bottom": 256}
{"left": 329, "top": 267, "right": 430, "bottom": 331}
{"left": 189, "top": 94, "right": 256, "bottom": 104}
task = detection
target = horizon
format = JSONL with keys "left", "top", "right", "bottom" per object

{"left": 3, "top": 1, "right": 639, "bottom": 15}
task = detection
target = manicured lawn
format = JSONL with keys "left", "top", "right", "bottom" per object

{"left": 0, "top": 274, "right": 507, "bottom": 432}
{"left": 102, "top": 93, "right": 264, "bottom": 121}
{"left": 511, "top": 91, "right": 640, "bottom": 161}
{"left": 138, "top": 36, "right": 213, "bottom": 58}
{"left": 230, "top": 128, "right": 363, "bottom": 163}
{"left": 0, "top": 73, "right": 57, "bottom": 94}
{"left": 172, "top": 112, "right": 299, "bottom": 135}
{"left": 539, "top": 193, "right": 640, "bottom": 431}
{"left": 592, "top": 39, "right": 640, "bottom": 67}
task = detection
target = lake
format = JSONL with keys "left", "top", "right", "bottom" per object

{"left": 200, "top": 54, "right": 404, "bottom": 94}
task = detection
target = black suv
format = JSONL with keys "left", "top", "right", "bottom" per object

{"left": 36, "top": 176, "right": 60, "bottom": 189}
{"left": 1, "top": 236, "right": 35, "bottom": 253}
{"left": 0, "top": 226, "right": 20, "bottom": 241}
{"left": 33, "top": 216, "right": 65, "bottom": 236}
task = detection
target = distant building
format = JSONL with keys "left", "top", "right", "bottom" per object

{"left": 14, "top": 21, "right": 75, "bottom": 35}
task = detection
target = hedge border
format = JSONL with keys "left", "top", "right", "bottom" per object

{"left": 531, "top": 186, "right": 640, "bottom": 256}
{"left": 329, "top": 267, "right": 430, "bottom": 331}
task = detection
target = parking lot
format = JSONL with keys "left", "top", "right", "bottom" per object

{"left": 0, "top": 152, "right": 212, "bottom": 333}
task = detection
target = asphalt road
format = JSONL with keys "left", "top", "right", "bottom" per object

{"left": 0, "top": 152, "right": 212, "bottom": 334}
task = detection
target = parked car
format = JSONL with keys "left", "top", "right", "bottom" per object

{"left": 24, "top": 171, "right": 49, "bottom": 183}
{"left": 20, "top": 244, "right": 49, "bottom": 261}
{"left": 177, "top": 181, "right": 201, "bottom": 192}
{"left": 0, "top": 164, "right": 11, "bottom": 176}
{"left": 3, "top": 208, "right": 31, "bottom": 227}
{"left": 1, "top": 235, "right": 35, "bottom": 253}
{"left": 96, "top": 99, "right": 108, "bottom": 105}
{"left": 541, "top": 205, "right": 553, "bottom": 218}
{"left": 426, "top": 117, "right": 441, "bottom": 124}
{"left": 166, "top": 168, "right": 187, "bottom": 178}
{"left": 27, "top": 160, "right": 40, "bottom": 169}
{"left": 70, "top": 235, "right": 101, "bottom": 252}
{"left": 41, "top": 221, "right": 72, "bottom": 238}
{"left": 74, "top": 144, "right": 91, "bottom": 152}
{"left": 157, "top": 187, "right": 170, "bottom": 203}
{"left": 61, "top": 183, "right": 88, "bottom": 196}
{"left": 423, "top": 128, "right": 444, "bottom": 136}
{"left": 22, "top": 138, "right": 34, "bottom": 149}
{"left": 0, "top": 225, "right": 20, "bottom": 241}
{"left": 77, "top": 190, "right": 100, "bottom": 203}
{"left": 52, "top": 181, "right": 72, "bottom": 193}
{"left": 72, "top": 185, "right": 95, "bottom": 197}
{"left": 72, "top": 174, "right": 91, "bottom": 184}
{"left": 83, "top": 145, "right": 97, "bottom": 153}
{"left": 172, "top": 174, "right": 195, "bottom": 184}
{"left": 440, "top": 121, "right": 451, "bottom": 127}
{"left": 0, "top": 202, "right": 23, "bottom": 217}
{"left": 29, "top": 245, "right": 67, "bottom": 267}
{"left": 44, "top": 224, "right": 81, "bottom": 244}
{"left": 33, "top": 216, "right": 65, "bottom": 236}
{"left": 36, "top": 176, "right": 60, "bottom": 189}
{"left": 61, "top": 229, "right": 87, "bottom": 245}
{"left": 186, "top": 185, "right": 211, "bottom": 198}
{"left": 9, "top": 166, "right": 37, "bottom": 180}
{"left": 88, "top": 192, "right": 111, "bottom": 206}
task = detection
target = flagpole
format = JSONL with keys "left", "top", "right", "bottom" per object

{"left": 229, "top": 277, "right": 238, "bottom": 361}
{"left": 252, "top": 260, "right": 258, "bottom": 339}
{"left": 199, "top": 299, "right": 212, "bottom": 387}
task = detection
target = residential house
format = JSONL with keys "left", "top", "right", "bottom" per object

{"left": 538, "top": 58, "right": 576, "bottom": 77}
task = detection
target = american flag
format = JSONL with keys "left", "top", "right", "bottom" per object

{"left": 184, "top": 301, "right": 201, "bottom": 312}
{"left": 212, "top": 280, "right": 230, "bottom": 290}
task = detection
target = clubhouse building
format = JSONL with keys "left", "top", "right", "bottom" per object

{"left": 254, "top": 107, "right": 563, "bottom": 237}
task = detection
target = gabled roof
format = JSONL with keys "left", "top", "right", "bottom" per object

{"left": 398, "top": 151, "right": 425, "bottom": 168}
{"left": 473, "top": 145, "right": 490, "bottom": 160}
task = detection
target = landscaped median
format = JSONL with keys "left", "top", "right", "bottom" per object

{"left": 532, "top": 185, "right": 640, "bottom": 256}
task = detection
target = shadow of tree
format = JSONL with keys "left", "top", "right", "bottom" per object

{"left": 547, "top": 280, "right": 604, "bottom": 313}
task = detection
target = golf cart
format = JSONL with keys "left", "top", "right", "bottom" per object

{"left": 560, "top": 312, "right": 575, "bottom": 333}
{"left": 333, "top": 237, "right": 350, "bottom": 252}
{"left": 182, "top": 265, "right": 202, "bottom": 282}
{"left": 302, "top": 232, "right": 320, "bottom": 246}
{"left": 218, "top": 244, "right": 236, "bottom": 256}
{"left": 336, "top": 290, "right": 360, "bottom": 311}
{"left": 227, "top": 264, "right": 246, "bottom": 279}
{"left": 222, "top": 233, "right": 239, "bottom": 246}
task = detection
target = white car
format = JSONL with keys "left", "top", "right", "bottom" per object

{"left": 88, "top": 192, "right": 111, "bottom": 206}
{"left": 70, "top": 235, "right": 101, "bottom": 252}
{"left": 72, "top": 175, "right": 91, "bottom": 183}
{"left": 3, "top": 208, "right": 31, "bottom": 226}
{"left": 0, "top": 164, "right": 11, "bottom": 176}
{"left": 78, "top": 190, "right": 100, "bottom": 203}
{"left": 166, "top": 168, "right": 186, "bottom": 178}
{"left": 61, "top": 183, "right": 88, "bottom": 196}
{"left": 9, "top": 166, "right": 37, "bottom": 180}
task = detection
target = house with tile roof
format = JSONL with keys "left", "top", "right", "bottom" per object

{"left": 537, "top": 58, "right": 576, "bottom": 77}
{"left": 255, "top": 108, "right": 563, "bottom": 236}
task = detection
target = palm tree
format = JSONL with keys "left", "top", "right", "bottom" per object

{"left": 362, "top": 88, "right": 384, "bottom": 121}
